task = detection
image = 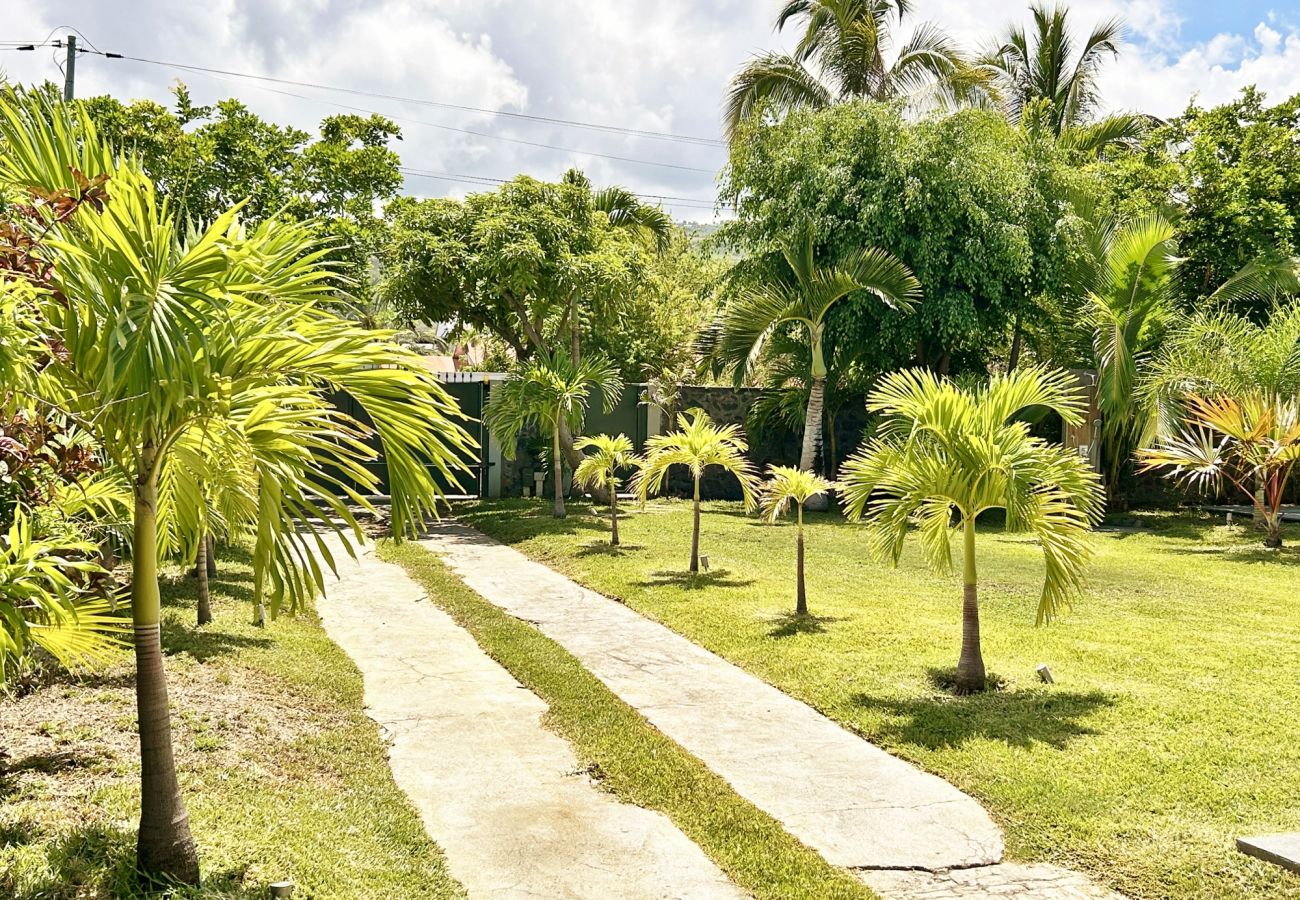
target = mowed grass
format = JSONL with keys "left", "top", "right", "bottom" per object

{"left": 1, "top": 548, "right": 463, "bottom": 899}
{"left": 382, "top": 540, "right": 876, "bottom": 900}
{"left": 458, "top": 498, "right": 1300, "bottom": 900}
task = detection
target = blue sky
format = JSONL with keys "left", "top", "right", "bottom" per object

{"left": 5, "top": 1, "right": 1300, "bottom": 220}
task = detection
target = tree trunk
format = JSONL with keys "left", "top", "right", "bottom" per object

{"left": 205, "top": 533, "right": 216, "bottom": 578}
{"left": 552, "top": 425, "right": 566, "bottom": 518}
{"left": 132, "top": 459, "right": 200, "bottom": 884}
{"left": 954, "top": 518, "right": 986, "bottom": 695}
{"left": 195, "top": 523, "right": 212, "bottom": 627}
{"left": 609, "top": 479, "right": 620, "bottom": 546}
{"left": 1264, "top": 514, "right": 1283, "bottom": 549}
{"left": 1007, "top": 311, "right": 1024, "bottom": 372}
{"left": 795, "top": 509, "right": 807, "bottom": 615}
{"left": 689, "top": 476, "right": 701, "bottom": 573}
{"left": 800, "top": 376, "right": 829, "bottom": 511}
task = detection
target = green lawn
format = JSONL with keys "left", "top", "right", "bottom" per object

{"left": 458, "top": 498, "right": 1300, "bottom": 900}
{"left": 382, "top": 540, "right": 875, "bottom": 900}
{"left": 1, "top": 549, "right": 463, "bottom": 899}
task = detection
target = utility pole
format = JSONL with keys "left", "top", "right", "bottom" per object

{"left": 63, "top": 35, "right": 76, "bottom": 101}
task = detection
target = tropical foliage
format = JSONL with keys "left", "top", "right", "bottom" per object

{"left": 758, "top": 466, "right": 832, "bottom": 614}
{"left": 485, "top": 351, "right": 624, "bottom": 518}
{"left": 634, "top": 408, "right": 759, "bottom": 573}
{"left": 839, "top": 367, "right": 1105, "bottom": 693}
{"left": 573, "top": 433, "right": 643, "bottom": 545}
{"left": 0, "top": 88, "right": 474, "bottom": 882}
{"left": 725, "top": 0, "right": 985, "bottom": 139}
{"left": 1140, "top": 394, "right": 1300, "bottom": 548}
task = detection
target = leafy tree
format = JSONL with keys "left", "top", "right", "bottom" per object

{"left": 1140, "top": 393, "right": 1300, "bottom": 548}
{"left": 723, "top": 102, "right": 1083, "bottom": 376}
{"left": 573, "top": 433, "right": 642, "bottom": 544}
{"left": 485, "top": 351, "right": 624, "bottom": 518}
{"left": 759, "top": 466, "right": 831, "bottom": 615}
{"left": 715, "top": 233, "right": 918, "bottom": 482}
{"left": 980, "top": 3, "right": 1149, "bottom": 156}
{"left": 839, "top": 368, "right": 1104, "bottom": 694}
{"left": 0, "top": 92, "right": 473, "bottom": 883}
{"left": 634, "top": 408, "right": 759, "bottom": 573}
{"left": 725, "top": 0, "right": 983, "bottom": 139}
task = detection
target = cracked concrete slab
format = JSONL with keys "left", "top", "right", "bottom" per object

{"left": 861, "top": 863, "right": 1125, "bottom": 899}
{"left": 419, "top": 522, "right": 1003, "bottom": 872}
{"left": 315, "top": 536, "right": 744, "bottom": 900}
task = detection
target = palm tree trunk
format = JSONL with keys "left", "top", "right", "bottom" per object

{"left": 954, "top": 517, "right": 986, "bottom": 695}
{"left": 195, "top": 522, "right": 212, "bottom": 626}
{"left": 795, "top": 507, "right": 807, "bottom": 615}
{"left": 689, "top": 475, "right": 701, "bottom": 573}
{"left": 1007, "top": 311, "right": 1024, "bottom": 372}
{"left": 1264, "top": 513, "right": 1283, "bottom": 549}
{"left": 609, "top": 478, "right": 620, "bottom": 546}
{"left": 801, "top": 376, "right": 829, "bottom": 511}
{"left": 552, "top": 425, "right": 566, "bottom": 518}
{"left": 132, "top": 460, "right": 200, "bottom": 884}
{"left": 205, "top": 533, "right": 216, "bottom": 578}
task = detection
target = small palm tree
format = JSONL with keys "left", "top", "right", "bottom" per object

{"left": 726, "top": 0, "right": 986, "bottom": 140}
{"left": 981, "top": 3, "right": 1150, "bottom": 156}
{"left": 635, "top": 408, "right": 759, "bottom": 573}
{"left": 573, "top": 434, "right": 642, "bottom": 545}
{"left": 717, "top": 233, "right": 919, "bottom": 486}
{"left": 840, "top": 367, "right": 1104, "bottom": 694}
{"left": 1139, "top": 393, "right": 1300, "bottom": 548}
{"left": 760, "top": 466, "right": 832, "bottom": 615}
{"left": 485, "top": 350, "right": 624, "bottom": 519}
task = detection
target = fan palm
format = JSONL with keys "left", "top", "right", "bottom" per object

{"left": 839, "top": 367, "right": 1104, "bottom": 694}
{"left": 759, "top": 466, "right": 832, "bottom": 614}
{"left": 982, "top": 3, "right": 1149, "bottom": 156}
{"left": 1139, "top": 393, "right": 1300, "bottom": 548}
{"left": 0, "top": 91, "right": 475, "bottom": 883}
{"left": 485, "top": 350, "right": 623, "bottom": 519}
{"left": 573, "top": 433, "right": 642, "bottom": 545}
{"left": 725, "top": 0, "right": 986, "bottom": 140}
{"left": 716, "top": 233, "right": 919, "bottom": 491}
{"left": 634, "top": 408, "right": 759, "bottom": 573}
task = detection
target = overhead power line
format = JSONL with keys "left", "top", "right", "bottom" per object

{"left": 89, "top": 51, "right": 720, "bottom": 176}
{"left": 97, "top": 53, "right": 725, "bottom": 148}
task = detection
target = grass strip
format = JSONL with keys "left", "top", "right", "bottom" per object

{"left": 382, "top": 540, "right": 875, "bottom": 900}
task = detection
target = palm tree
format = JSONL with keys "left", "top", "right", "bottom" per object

{"left": 759, "top": 466, "right": 832, "bottom": 614}
{"left": 485, "top": 350, "right": 623, "bottom": 519}
{"left": 1073, "top": 214, "right": 1179, "bottom": 500}
{"left": 573, "top": 433, "right": 642, "bottom": 545}
{"left": 716, "top": 233, "right": 919, "bottom": 496}
{"left": 726, "top": 0, "right": 986, "bottom": 140}
{"left": 0, "top": 92, "right": 474, "bottom": 883}
{"left": 981, "top": 3, "right": 1150, "bottom": 156}
{"left": 839, "top": 367, "right": 1104, "bottom": 694}
{"left": 1140, "top": 393, "right": 1300, "bottom": 548}
{"left": 634, "top": 408, "right": 759, "bottom": 573}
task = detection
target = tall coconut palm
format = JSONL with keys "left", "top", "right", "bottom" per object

{"left": 982, "top": 3, "right": 1150, "bottom": 156}
{"left": 725, "top": 0, "right": 986, "bottom": 140}
{"left": 634, "top": 408, "right": 759, "bottom": 573}
{"left": 485, "top": 350, "right": 623, "bottom": 519}
{"left": 759, "top": 466, "right": 832, "bottom": 615}
{"left": 0, "top": 91, "right": 474, "bottom": 883}
{"left": 716, "top": 233, "right": 919, "bottom": 493}
{"left": 839, "top": 367, "right": 1104, "bottom": 694}
{"left": 573, "top": 433, "right": 642, "bottom": 545}
{"left": 1140, "top": 393, "right": 1300, "bottom": 548}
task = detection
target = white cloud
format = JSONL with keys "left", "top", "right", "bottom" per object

{"left": 5, "top": 1, "right": 1300, "bottom": 220}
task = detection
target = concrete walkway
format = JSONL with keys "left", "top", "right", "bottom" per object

{"left": 316, "top": 536, "right": 744, "bottom": 900}
{"left": 421, "top": 523, "right": 1123, "bottom": 899}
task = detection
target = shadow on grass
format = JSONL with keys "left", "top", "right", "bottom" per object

{"left": 576, "top": 541, "right": 643, "bottom": 557}
{"left": 635, "top": 568, "right": 756, "bottom": 590}
{"left": 7, "top": 822, "right": 258, "bottom": 899}
{"left": 850, "top": 674, "right": 1114, "bottom": 750}
{"left": 1164, "top": 544, "right": 1300, "bottom": 566}
{"left": 161, "top": 620, "right": 272, "bottom": 662}
{"left": 765, "top": 612, "right": 847, "bottom": 638}
{"left": 1, "top": 750, "right": 107, "bottom": 801}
